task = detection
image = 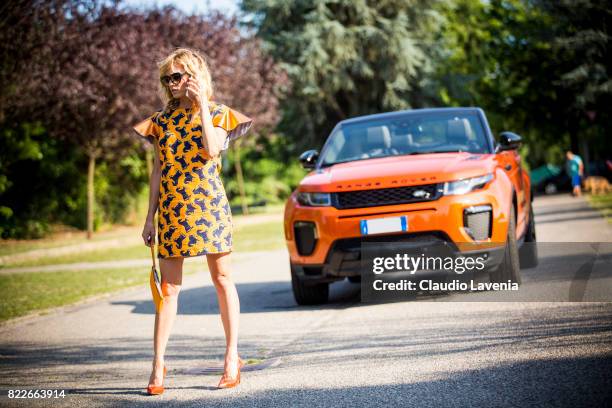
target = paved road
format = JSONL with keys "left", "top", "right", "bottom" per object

{"left": 0, "top": 194, "right": 611, "bottom": 407}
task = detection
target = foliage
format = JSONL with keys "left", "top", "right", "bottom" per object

{"left": 0, "top": 121, "right": 150, "bottom": 238}
{"left": 0, "top": 123, "right": 83, "bottom": 238}
{"left": 0, "top": 0, "right": 282, "bottom": 238}
{"left": 433, "top": 0, "right": 611, "bottom": 167}
{"left": 241, "top": 0, "right": 444, "bottom": 150}
{"left": 222, "top": 132, "right": 306, "bottom": 205}
{"left": 2, "top": 0, "right": 610, "bottom": 238}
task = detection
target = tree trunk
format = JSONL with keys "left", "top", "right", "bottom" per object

{"left": 87, "top": 154, "right": 96, "bottom": 239}
{"left": 233, "top": 139, "right": 249, "bottom": 215}
{"left": 580, "top": 137, "right": 590, "bottom": 177}
{"left": 568, "top": 114, "right": 579, "bottom": 154}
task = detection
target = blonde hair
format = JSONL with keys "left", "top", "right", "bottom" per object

{"left": 157, "top": 47, "right": 214, "bottom": 114}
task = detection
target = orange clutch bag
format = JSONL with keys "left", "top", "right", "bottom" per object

{"left": 149, "top": 243, "right": 164, "bottom": 313}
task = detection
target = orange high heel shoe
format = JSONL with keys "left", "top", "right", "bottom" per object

{"left": 146, "top": 365, "right": 168, "bottom": 395}
{"left": 217, "top": 357, "right": 245, "bottom": 389}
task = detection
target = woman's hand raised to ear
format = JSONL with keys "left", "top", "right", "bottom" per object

{"left": 185, "top": 76, "right": 208, "bottom": 108}
{"left": 189, "top": 76, "right": 226, "bottom": 158}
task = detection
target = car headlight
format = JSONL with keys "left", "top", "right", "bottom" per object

{"left": 443, "top": 173, "right": 493, "bottom": 195}
{"left": 297, "top": 192, "right": 331, "bottom": 206}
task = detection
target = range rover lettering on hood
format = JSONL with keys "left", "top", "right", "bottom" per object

{"left": 334, "top": 176, "right": 439, "bottom": 190}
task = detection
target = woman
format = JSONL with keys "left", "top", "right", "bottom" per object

{"left": 133, "top": 48, "right": 253, "bottom": 394}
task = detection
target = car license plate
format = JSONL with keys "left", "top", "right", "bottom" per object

{"left": 360, "top": 215, "right": 408, "bottom": 235}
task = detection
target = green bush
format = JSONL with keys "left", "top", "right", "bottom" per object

{"left": 0, "top": 123, "right": 148, "bottom": 238}
{"left": 223, "top": 132, "right": 307, "bottom": 207}
{"left": 0, "top": 123, "right": 83, "bottom": 238}
{"left": 1, "top": 125, "right": 305, "bottom": 239}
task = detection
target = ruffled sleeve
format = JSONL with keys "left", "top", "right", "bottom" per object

{"left": 132, "top": 111, "right": 161, "bottom": 143}
{"left": 212, "top": 104, "right": 254, "bottom": 150}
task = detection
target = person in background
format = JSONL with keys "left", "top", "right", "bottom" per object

{"left": 566, "top": 150, "right": 584, "bottom": 197}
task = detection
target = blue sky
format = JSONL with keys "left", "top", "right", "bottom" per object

{"left": 121, "top": 0, "right": 239, "bottom": 15}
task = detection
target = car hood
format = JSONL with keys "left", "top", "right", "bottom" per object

{"left": 299, "top": 152, "right": 497, "bottom": 191}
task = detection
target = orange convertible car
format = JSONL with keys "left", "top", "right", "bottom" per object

{"left": 284, "top": 107, "right": 538, "bottom": 304}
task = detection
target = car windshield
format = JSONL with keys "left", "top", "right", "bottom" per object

{"left": 319, "top": 111, "right": 490, "bottom": 167}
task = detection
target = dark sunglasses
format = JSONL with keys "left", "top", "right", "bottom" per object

{"left": 160, "top": 72, "right": 190, "bottom": 85}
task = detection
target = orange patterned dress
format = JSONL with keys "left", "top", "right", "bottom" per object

{"left": 133, "top": 101, "right": 253, "bottom": 258}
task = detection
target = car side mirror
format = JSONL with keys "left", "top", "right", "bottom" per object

{"left": 299, "top": 149, "right": 319, "bottom": 169}
{"left": 496, "top": 131, "right": 522, "bottom": 152}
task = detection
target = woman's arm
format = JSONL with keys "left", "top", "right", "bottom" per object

{"left": 199, "top": 105, "right": 228, "bottom": 159}
{"left": 142, "top": 142, "right": 161, "bottom": 246}
{"left": 184, "top": 75, "right": 227, "bottom": 158}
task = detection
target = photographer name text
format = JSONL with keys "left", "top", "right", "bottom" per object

{"left": 372, "top": 279, "right": 519, "bottom": 292}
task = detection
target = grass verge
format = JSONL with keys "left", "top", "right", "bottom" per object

{"left": 0, "top": 220, "right": 286, "bottom": 323}
{"left": 0, "top": 265, "right": 199, "bottom": 323}
{"left": 0, "top": 203, "right": 285, "bottom": 258}
{"left": 2, "top": 220, "right": 285, "bottom": 268}
{"left": 586, "top": 192, "right": 612, "bottom": 223}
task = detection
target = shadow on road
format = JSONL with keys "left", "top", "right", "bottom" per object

{"left": 111, "top": 279, "right": 362, "bottom": 316}
{"left": 76, "top": 355, "right": 610, "bottom": 407}
{"left": 534, "top": 205, "right": 598, "bottom": 217}
{"left": 2, "top": 306, "right": 610, "bottom": 406}
{"left": 535, "top": 213, "right": 606, "bottom": 224}
{"left": 107, "top": 241, "right": 612, "bottom": 316}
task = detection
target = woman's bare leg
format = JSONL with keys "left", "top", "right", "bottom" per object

{"left": 207, "top": 251, "right": 241, "bottom": 378}
{"left": 149, "top": 256, "right": 184, "bottom": 387}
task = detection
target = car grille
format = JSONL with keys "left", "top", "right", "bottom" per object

{"left": 330, "top": 231, "right": 453, "bottom": 252}
{"left": 325, "top": 231, "right": 457, "bottom": 265}
{"left": 332, "top": 183, "right": 442, "bottom": 209}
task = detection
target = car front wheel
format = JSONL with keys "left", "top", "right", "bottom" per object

{"left": 490, "top": 203, "right": 522, "bottom": 285}
{"left": 290, "top": 262, "right": 329, "bottom": 305}
{"left": 519, "top": 204, "right": 539, "bottom": 269}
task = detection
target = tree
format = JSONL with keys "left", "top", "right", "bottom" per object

{"left": 39, "top": 4, "right": 160, "bottom": 238}
{"left": 241, "top": 0, "right": 443, "bottom": 149}
{"left": 434, "top": 0, "right": 611, "bottom": 168}
{"left": 1, "top": 0, "right": 284, "bottom": 237}
{"left": 540, "top": 0, "right": 611, "bottom": 166}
